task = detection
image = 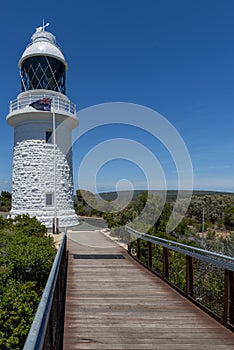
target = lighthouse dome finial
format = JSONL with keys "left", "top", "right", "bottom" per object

{"left": 36, "top": 20, "right": 50, "bottom": 33}
{"left": 18, "top": 24, "right": 67, "bottom": 70}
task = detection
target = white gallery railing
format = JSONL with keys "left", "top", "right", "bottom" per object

{"left": 9, "top": 93, "right": 76, "bottom": 115}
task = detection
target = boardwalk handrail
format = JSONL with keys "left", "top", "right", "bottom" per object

{"left": 125, "top": 225, "right": 234, "bottom": 330}
{"left": 23, "top": 233, "right": 67, "bottom": 350}
{"left": 126, "top": 226, "right": 234, "bottom": 270}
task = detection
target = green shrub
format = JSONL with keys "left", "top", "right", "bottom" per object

{"left": 0, "top": 215, "right": 56, "bottom": 349}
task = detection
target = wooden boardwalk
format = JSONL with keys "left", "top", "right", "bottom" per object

{"left": 63, "top": 230, "right": 234, "bottom": 350}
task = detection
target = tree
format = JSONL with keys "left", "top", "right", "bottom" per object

{"left": 224, "top": 207, "right": 234, "bottom": 230}
{"left": 154, "top": 202, "right": 172, "bottom": 234}
{"left": 0, "top": 191, "right": 11, "bottom": 212}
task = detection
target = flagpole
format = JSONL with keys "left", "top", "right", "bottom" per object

{"left": 52, "top": 98, "right": 57, "bottom": 234}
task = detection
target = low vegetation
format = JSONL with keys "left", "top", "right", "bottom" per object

{"left": 0, "top": 214, "right": 56, "bottom": 350}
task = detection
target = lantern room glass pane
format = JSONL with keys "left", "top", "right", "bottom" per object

{"left": 21, "top": 56, "right": 66, "bottom": 94}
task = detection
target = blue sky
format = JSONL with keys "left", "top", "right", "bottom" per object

{"left": 0, "top": 0, "right": 234, "bottom": 193}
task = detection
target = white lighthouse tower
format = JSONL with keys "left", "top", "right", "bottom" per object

{"left": 6, "top": 23, "right": 79, "bottom": 228}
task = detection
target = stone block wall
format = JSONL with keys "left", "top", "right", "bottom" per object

{"left": 11, "top": 138, "right": 78, "bottom": 228}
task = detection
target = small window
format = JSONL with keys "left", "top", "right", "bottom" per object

{"left": 46, "top": 193, "right": 53, "bottom": 206}
{"left": 45, "top": 130, "right": 53, "bottom": 143}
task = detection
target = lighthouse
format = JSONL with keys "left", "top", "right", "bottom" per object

{"left": 6, "top": 23, "right": 79, "bottom": 228}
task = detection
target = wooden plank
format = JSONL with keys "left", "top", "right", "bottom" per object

{"left": 63, "top": 230, "right": 234, "bottom": 350}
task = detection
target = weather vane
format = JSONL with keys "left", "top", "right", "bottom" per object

{"left": 36, "top": 19, "right": 50, "bottom": 33}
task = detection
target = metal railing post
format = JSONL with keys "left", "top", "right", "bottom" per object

{"left": 52, "top": 218, "right": 55, "bottom": 235}
{"left": 163, "top": 247, "right": 169, "bottom": 280}
{"left": 56, "top": 218, "right": 59, "bottom": 235}
{"left": 186, "top": 255, "right": 194, "bottom": 297}
{"left": 147, "top": 241, "right": 152, "bottom": 269}
{"left": 231, "top": 272, "right": 234, "bottom": 325}
{"left": 224, "top": 269, "right": 234, "bottom": 326}
{"left": 48, "top": 307, "right": 55, "bottom": 350}
{"left": 136, "top": 238, "right": 141, "bottom": 260}
{"left": 128, "top": 242, "right": 131, "bottom": 254}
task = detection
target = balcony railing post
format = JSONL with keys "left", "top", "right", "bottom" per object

{"left": 163, "top": 247, "right": 169, "bottom": 280}
{"left": 136, "top": 238, "right": 141, "bottom": 260}
{"left": 224, "top": 269, "right": 234, "bottom": 326}
{"left": 186, "top": 255, "right": 194, "bottom": 297}
{"left": 147, "top": 241, "right": 152, "bottom": 269}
